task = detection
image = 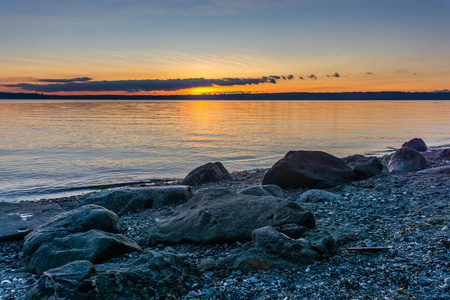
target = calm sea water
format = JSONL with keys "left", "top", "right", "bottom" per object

{"left": 1, "top": 100, "right": 449, "bottom": 202}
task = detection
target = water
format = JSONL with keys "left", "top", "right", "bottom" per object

{"left": 1, "top": 100, "right": 449, "bottom": 202}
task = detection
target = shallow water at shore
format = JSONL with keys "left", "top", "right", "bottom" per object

{"left": 1, "top": 100, "right": 449, "bottom": 202}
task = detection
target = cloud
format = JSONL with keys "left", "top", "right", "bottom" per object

{"left": 299, "top": 76, "right": 304, "bottom": 80}
{"left": 5, "top": 77, "right": 278, "bottom": 93}
{"left": 269, "top": 75, "right": 281, "bottom": 80}
{"left": 287, "top": 75, "right": 294, "bottom": 80}
{"left": 37, "top": 77, "right": 92, "bottom": 83}
{"left": 307, "top": 74, "right": 317, "bottom": 80}
{"left": 366, "top": 72, "right": 373, "bottom": 75}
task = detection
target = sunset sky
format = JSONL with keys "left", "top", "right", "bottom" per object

{"left": 1, "top": 0, "right": 449, "bottom": 95}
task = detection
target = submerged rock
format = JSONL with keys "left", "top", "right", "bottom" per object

{"left": 0, "top": 202, "right": 64, "bottom": 242}
{"left": 388, "top": 147, "right": 428, "bottom": 173}
{"left": 182, "top": 162, "right": 232, "bottom": 185}
{"left": 81, "top": 185, "right": 192, "bottom": 215}
{"left": 262, "top": 150, "right": 355, "bottom": 189}
{"left": 148, "top": 188, "right": 315, "bottom": 245}
{"left": 401, "top": 138, "right": 428, "bottom": 152}
{"left": 342, "top": 154, "right": 384, "bottom": 179}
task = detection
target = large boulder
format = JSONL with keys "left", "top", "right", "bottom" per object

{"left": 402, "top": 138, "right": 428, "bottom": 152}
{"left": 28, "top": 229, "right": 142, "bottom": 274}
{"left": 25, "top": 251, "right": 201, "bottom": 300}
{"left": 239, "top": 185, "right": 284, "bottom": 197}
{"left": 262, "top": 150, "right": 355, "bottom": 189}
{"left": 182, "top": 162, "right": 232, "bottom": 185}
{"left": 23, "top": 204, "right": 120, "bottom": 259}
{"left": 341, "top": 154, "right": 384, "bottom": 180}
{"left": 0, "top": 202, "right": 64, "bottom": 242}
{"left": 148, "top": 188, "right": 315, "bottom": 245}
{"left": 81, "top": 186, "right": 192, "bottom": 215}
{"left": 388, "top": 148, "right": 428, "bottom": 173}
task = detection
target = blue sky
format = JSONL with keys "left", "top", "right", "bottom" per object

{"left": 1, "top": 0, "right": 449, "bottom": 94}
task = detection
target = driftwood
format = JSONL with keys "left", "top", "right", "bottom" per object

{"left": 346, "top": 246, "right": 391, "bottom": 252}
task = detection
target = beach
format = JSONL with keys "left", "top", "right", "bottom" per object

{"left": 0, "top": 145, "right": 449, "bottom": 299}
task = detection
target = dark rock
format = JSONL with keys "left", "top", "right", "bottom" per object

{"left": 28, "top": 229, "right": 142, "bottom": 274}
{"left": 438, "top": 148, "right": 450, "bottom": 160}
{"left": 341, "top": 154, "right": 384, "bottom": 179}
{"left": 23, "top": 204, "right": 120, "bottom": 259}
{"left": 81, "top": 186, "right": 192, "bottom": 215}
{"left": 262, "top": 150, "right": 355, "bottom": 189}
{"left": 198, "top": 258, "right": 217, "bottom": 271}
{"left": 25, "top": 260, "right": 98, "bottom": 300}
{"left": 148, "top": 188, "right": 315, "bottom": 245}
{"left": 26, "top": 251, "right": 201, "bottom": 300}
{"left": 298, "top": 189, "right": 342, "bottom": 203}
{"left": 182, "top": 162, "right": 232, "bottom": 186}
{"left": 402, "top": 138, "right": 428, "bottom": 152}
{"left": 388, "top": 148, "right": 428, "bottom": 173}
{"left": 239, "top": 185, "right": 284, "bottom": 197}
{"left": 0, "top": 202, "right": 64, "bottom": 242}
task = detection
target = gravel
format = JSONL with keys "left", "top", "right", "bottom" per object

{"left": 1, "top": 148, "right": 449, "bottom": 299}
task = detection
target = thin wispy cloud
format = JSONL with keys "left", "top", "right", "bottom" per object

{"left": 37, "top": 77, "right": 92, "bottom": 83}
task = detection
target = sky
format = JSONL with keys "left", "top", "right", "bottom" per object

{"left": 1, "top": 0, "right": 449, "bottom": 95}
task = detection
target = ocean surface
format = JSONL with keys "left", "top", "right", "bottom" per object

{"left": 1, "top": 100, "right": 449, "bottom": 202}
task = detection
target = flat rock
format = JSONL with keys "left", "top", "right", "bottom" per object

{"left": 182, "top": 162, "right": 232, "bottom": 185}
{"left": 341, "top": 154, "right": 384, "bottom": 179}
{"left": 417, "top": 165, "right": 450, "bottom": 174}
{"left": 28, "top": 229, "right": 142, "bottom": 274}
{"left": 262, "top": 150, "right": 355, "bottom": 189}
{"left": 298, "top": 189, "right": 342, "bottom": 203}
{"left": 0, "top": 202, "right": 64, "bottom": 242}
{"left": 26, "top": 251, "right": 201, "bottom": 300}
{"left": 239, "top": 185, "right": 284, "bottom": 197}
{"left": 401, "top": 138, "right": 428, "bottom": 152}
{"left": 23, "top": 204, "right": 120, "bottom": 259}
{"left": 148, "top": 188, "right": 315, "bottom": 245}
{"left": 388, "top": 147, "right": 428, "bottom": 173}
{"left": 81, "top": 185, "right": 192, "bottom": 215}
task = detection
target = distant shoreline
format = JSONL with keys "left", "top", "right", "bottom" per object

{"left": 1, "top": 91, "right": 450, "bottom": 101}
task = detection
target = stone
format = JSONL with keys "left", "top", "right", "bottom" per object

{"left": 388, "top": 148, "right": 428, "bottom": 173}
{"left": 438, "top": 148, "right": 450, "bottom": 160}
{"left": 198, "top": 258, "right": 217, "bottom": 271}
{"left": 239, "top": 185, "right": 284, "bottom": 197}
{"left": 0, "top": 202, "right": 64, "bottom": 242}
{"left": 341, "top": 154, "right": 384, "bottom": 179}
{"left": 401, "top": 138, "right": 428, "bottom": 152}
{"left": 23, "top": 204, "right": 120, "bottom": 259}
{"left": 417, "top": 165, "right": 450, "bottom": 175}
{"left": 25, "top": 251, "right": 201, "bottom": 300}
{"left": 27, "top": 229, "right": 142, "bottom": 274}
{"left": 148, "top": 188, "right": 315, "bottom": 245}
{"left": 182, "top": 162, "right": 232, "bottom": 186}
{"left": 81, "top": 185, "right": 192, "bottom": 215}
{"left": 251, "top": 226, "right": 338, "bottom": 264}
{"left": 298, "top": 189, "right": 342, "bottom": 203}
{"left": 262, "top": 150, "right": 355, "bottom": 189}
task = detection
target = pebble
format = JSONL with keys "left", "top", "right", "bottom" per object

{"left": 418, "top": 276, "right": 432, "bottom": 286}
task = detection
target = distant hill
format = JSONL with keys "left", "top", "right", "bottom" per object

{"left": 1, "top": 91, "right": 450, "bottom": 100}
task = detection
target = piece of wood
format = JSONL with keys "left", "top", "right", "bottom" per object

{"left": 346, "top": 246, "right": 391, "bottom": 252}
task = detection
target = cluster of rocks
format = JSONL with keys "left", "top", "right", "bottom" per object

{"left": 1, "top": 137, "right": 449, "bottom": 299}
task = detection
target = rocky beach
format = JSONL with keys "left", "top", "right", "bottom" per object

{"left": 1, "top": 140, "right": 450, "bottom": 300}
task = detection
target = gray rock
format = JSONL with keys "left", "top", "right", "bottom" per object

{"left": 148, "top": 188, "right": 315, "bottom": 245}
{"left": 402, "top": 138, "right": 428, "bottom": 152}
{"left": 388, "top": 148, "right": 428, "bottom": 173}
{"left": 26, "top": 251, "right": 201, "bottom": 300}
{"left": 418, "top": 275, "right": 432, "bottom": 286}
{"left": 262, "top": 150, "right": 355, "bottom": 189}
{"left": 0, "top": 202, "right": 64, "bottom": 242}
{"left": 28, "top": 229, "right": 142, "bottom": 274}
{"left": 341, "top": 154, "right": 384, "bottom": 179}
{"left": 239, "top": 185, "right": 284, "bottom": 197}
{"left": 438, "top": 148, "right": 450, "bottom": 160}
{"left": 417, "top": 165, "right": 450, "bottom": 174}
{"left": 251, "top": 226, "right": 338, "bottom": 264}
{"left": 81, "top": 185, "right": 192, "bottom": 215}
{"left": 182, "top": 162, "right": 232, "bottom": 186}
{"left": 198, "top": 258, "right": 217, "bottom": 271}
{"left": 23, "top": 204, "right": 120, "bottom": 259}
{"left": 298, "top": 189, "right": 342, "bottom": 203}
